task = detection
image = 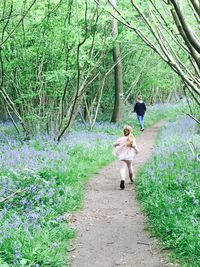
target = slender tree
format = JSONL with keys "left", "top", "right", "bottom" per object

{"left": 110, "top": 0, "right": 123, "bottom": 123}
{"left": 98, "top": 0, "right": 199, "bottom": 116}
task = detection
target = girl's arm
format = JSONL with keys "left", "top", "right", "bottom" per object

{"left": 132, "top": 139, "right": 139, "bottom": 153}
{"left": 113, "top": 138, "right": 120, "bottom": 147}
{"left": 134, "top": 145, "right": 140, "bottom": 154}
{"left": 113, "top": 141, "right": 119, "bottom": 147}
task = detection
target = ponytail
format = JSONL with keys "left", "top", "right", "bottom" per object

{"left": 123, "top": 125, "right": 134, "bottom": 147}
{"left": 127, "top": 133, "right": 134, "bottom": 147}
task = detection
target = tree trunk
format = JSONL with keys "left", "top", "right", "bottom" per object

{"left": 110, "top": 0, "right": 123, "bottom": 123}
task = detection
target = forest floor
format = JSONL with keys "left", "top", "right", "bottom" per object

{"left": 69, "top": 121, "right": 175, "bottom": 267}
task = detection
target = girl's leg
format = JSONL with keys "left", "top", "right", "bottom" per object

{"left": 126, "top": 160, "right": 134, "bottom": 182}
{"left": 119, "top": 161, "right": 127, "bottom": 189}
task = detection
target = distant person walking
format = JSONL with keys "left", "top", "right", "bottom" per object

{"left": 133, "top": 95, "right": 146, "bottom": 131}
{"left": 113, "top": 125, "right": 139, "bottom": 189}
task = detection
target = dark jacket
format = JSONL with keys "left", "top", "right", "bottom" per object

{"left": 133, "top": 101, "right": 146, "bottom": 116}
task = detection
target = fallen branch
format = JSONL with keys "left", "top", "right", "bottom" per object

{"left": 187, "top": 140, "right": 200, "bottom": 162}
{"left": 137, "top": 241, "right": 150, "bottom": 246}
{"left": 0, "top": 188, "right": 27, "bottom": 203}
{"left": 67, "top": 247, "right": 76, "bottom": 252}
{"left": 187, "top": 113, "right": 200, "bottom": 124}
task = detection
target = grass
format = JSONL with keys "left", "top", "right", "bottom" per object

{"left": 0, "top": 102, "right": 190, "bottom": 266}
{"left": 135, "top": 116, "right": 200, "bottom": 267}
{"left": 0, "top": 138, "right": 114, "bottom": 266}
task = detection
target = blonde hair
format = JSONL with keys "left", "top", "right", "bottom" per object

{"left": 123, "top": 125, "right": 134, "bottom": 147}
{"left": 137, "top": 95, "right": 142, "bottom": 101}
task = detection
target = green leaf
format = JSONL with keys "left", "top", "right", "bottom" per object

{"left": 0, "top": 264, "right": 10, "bottom": 267}
{"left": 20, "top": 259, "right": 28, "bottom": 266}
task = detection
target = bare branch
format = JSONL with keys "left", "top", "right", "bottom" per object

{"left": 57, "top": 0, "right": 89, "bottom": 142}
{"left": 149, "top": 1, "right": 190, "bottom": 54}
{"left": 95, "top": 0, "right": 168, "bottom": 61}
{"left": 150, "top": 8, "right": 199, "bottom": 84}
{"left": 187, "top": 113, "right": 200, "bottom": 124}
{"left": 0, "top": 188, "right": 27, "bottom": 203}
{"left": 0, "top": 0, "right": 37, "bottom": 47}
{"left": 189, "top": 0, "right": 200, "bottom": 18}
{"left": 188, "top": 0, "right": 200, "bottom": 24}
{"left": 170, "top": 0, "right": 200, "bottom": 53}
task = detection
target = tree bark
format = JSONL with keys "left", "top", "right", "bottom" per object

{"left": 110, "top": 0, "right": 123, "bottom": 123}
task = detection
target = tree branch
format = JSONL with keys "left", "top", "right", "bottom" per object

{"left": 170, "top": 0, "right": 200, "bottom": 53}
{"left": 0, "top": 0, "right": 37, "bottom": 47}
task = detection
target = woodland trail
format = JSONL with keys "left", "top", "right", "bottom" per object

{"left": 69, "top": 121, "right": 172, "bottom": 267}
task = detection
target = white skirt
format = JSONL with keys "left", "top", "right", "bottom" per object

{"left": 119, "top": 155, "right": 135, "bottom": 161}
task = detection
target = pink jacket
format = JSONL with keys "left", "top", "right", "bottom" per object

{"left": 113, "top": 136, "right": 139, "bottom": 161}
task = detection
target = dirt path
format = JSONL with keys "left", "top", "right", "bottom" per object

{"left": 70, "top": 121, "right": 168, "bottom": 267}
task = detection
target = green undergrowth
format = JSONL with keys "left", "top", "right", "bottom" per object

{"left": 135, "top": 117, "right": 200, "bottom": 267}
{"left": 0, "top": 102, "right": 189, "bottom": 266}
{"left": 46, "top": 144, "right": 114, "bottom": 212}
{"left": 0, "top": 142, "right": 113, "bottom": 267}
